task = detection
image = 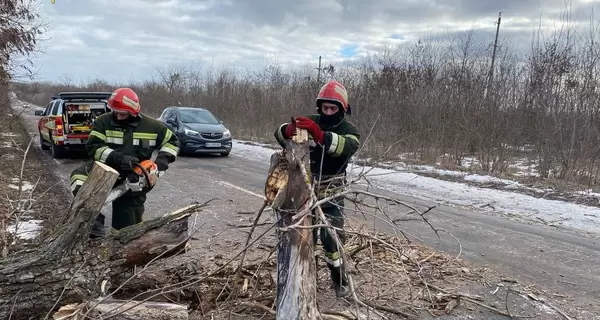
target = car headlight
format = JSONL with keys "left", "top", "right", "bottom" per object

{"left": 184, "top": 128, "right": 199, "bottom": 136}
{"left": 223, "top": 130, "right": 231, "bottom": 139}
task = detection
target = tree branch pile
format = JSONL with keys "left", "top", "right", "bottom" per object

{"left": 92, "top": 221, "right": 502, "bottom": 320}
{"left": 0, "top": 161, "right": 206, "bottom": 320}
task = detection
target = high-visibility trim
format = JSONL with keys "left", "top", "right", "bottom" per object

{"left": 133, "top": 139, "right": 156, "bottom": 146}
{"left": 159, "top": 129, "right": 174, "bottom": 147}
{"left": 344, "top": 134, "right": 359, "bottom": 143}
{"left": 70, "top": 174, "right": 88, "bottom": 184}
{"left": 94, "top": 146, "right": 114, "bottom": 162}
{"left": 70, "top": 180, "right": 84, "bottom": 192}
{"left": 327, "top": 132, "right": 346, "bottom": 157}
{"left": 324, "top": 251, "right": 343, "bottom": 267}
{"left": 133, "top": 132, "right": 158, "bottom": 140}
{"left": 105, "top": 130, "right": 124, "bottom": 138}
{"left": 89, "top": 130, "right": 106, "bottom": 141}
{"left": 160, "top": 143, "right": 178, "bottom": 156}
{"left": 106, "top": 137, "right": 123, "bottom": 144}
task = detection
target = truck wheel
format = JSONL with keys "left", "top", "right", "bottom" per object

{"left": 49, "top": 132, "right": 66, "bottom": 159}
{"left": 39, "top": 130, "right": 49, "bottom": 150}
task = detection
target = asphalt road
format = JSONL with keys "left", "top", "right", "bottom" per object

{"left": 13, "top": 101, "right": 600, "bottom": 318}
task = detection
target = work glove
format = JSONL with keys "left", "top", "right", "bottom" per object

{"left": 283, "top": 121, "right": 297, "bottom": 139}
{"left": 107, "top": 152, "right": 139, "bottom": 173}
{"left": 155, "top": 155, "right": 170, "bottom": 171}
{"left": 295, "top": 117, "right": 324, "bottom": 144}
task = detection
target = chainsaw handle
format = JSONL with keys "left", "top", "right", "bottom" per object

{"left": 132, "top": 162, "right": 152, "bottom": 189}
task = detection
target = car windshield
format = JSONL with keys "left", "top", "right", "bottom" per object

{"left": 179, "top": 109, "right": 220, "bottom": 125}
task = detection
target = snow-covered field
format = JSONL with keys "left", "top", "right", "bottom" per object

{"left": 232, "top": 140, "right": 600, "bottom": 236}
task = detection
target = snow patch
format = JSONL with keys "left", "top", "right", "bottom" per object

{"left": 231, "top": 140, "right": 600, "bottom": 236}
{"left": 6, "top": 219, "right": 43, "bottom": 240}
{"left": 0, "top": 141, "right": 15, "bottom": 148}
{"left": 0, "top": 154, "right": 16, "bottom": 161}
{"left": 8, "top": 178, "right": 35, "bottom": 192}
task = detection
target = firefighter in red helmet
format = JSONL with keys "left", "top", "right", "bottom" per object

{"left": 274, "top": 80, "right": 361, "bottom": 298}
{"left": 69, "top": 88, "right": 179, "bottom": 238}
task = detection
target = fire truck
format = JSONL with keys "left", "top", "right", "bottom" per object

{"left": 35, "top": 92, "right": 112, "bottom": 158}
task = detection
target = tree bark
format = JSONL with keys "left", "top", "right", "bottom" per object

{"left": 0, "top": 161, "right": 201, "bottom": 320}
{"left": 266, "top": 127, "right": 320, "bottom": 320}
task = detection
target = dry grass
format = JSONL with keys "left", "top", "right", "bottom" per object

{"left": 0, "top": 86, "right": 71, "bottom": 256}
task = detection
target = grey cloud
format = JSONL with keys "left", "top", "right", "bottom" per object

{"left": 29, "top": 0, "right": 600, "bottom": 82}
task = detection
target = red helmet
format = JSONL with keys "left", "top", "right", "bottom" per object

{"left": 316, "top": 80, "right": 349, "bottom": 113}
{"left": 107, "top": 88, "right": 141, "bottom": 116}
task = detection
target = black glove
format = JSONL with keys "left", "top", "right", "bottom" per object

{"left": 155, "top": 154, "right": 170, "bottom": 171}
{"left": 107, "top": 152, "right": 139, "bottom": 173}
{"left": 127, "top": 172, "right": 140, "bottom": 183}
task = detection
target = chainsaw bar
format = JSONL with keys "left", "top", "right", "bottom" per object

{"left": 102, "top": 150, "right": 161, "bottom": 206}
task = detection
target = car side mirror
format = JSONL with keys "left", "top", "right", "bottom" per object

{"left": 34, "top": 110, "right": 44, "bottom": 116}
{"left": 167, "top": 119, "right": 178, "bottom": 127}
{"left": 219, "top": 120, "right": 224, "bottom": 124}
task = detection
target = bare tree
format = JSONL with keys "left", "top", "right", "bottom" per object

{"left": 0, "top": 0, "right": 45, "bottom": 82}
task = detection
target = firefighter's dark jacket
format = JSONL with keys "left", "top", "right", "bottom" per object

{"left": 86, "top": 112, "right": 179, "bottom": 167}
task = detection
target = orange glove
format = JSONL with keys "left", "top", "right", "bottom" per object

{"left": 295, "top": 117, "right": 324, "bottom": 144}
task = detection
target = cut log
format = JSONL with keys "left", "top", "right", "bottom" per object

{"left": 53, "top": 299, "right": 188, "bottom": 320}
{"left": 0, "top": 161, "right": 204, "bottom": 320}
{"left": 266, "top": 126, "right": 320, "bottom": 320}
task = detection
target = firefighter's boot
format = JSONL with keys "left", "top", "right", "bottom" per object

{"left": 328, "top": 263, "right": 351, "bottom": 298}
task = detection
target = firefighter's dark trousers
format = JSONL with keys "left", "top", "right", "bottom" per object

{"left": 70, "top": 161, "right": 147, "bottom": 235}
{"left": 313, "top": 197, "right": 346, "bottom": 267}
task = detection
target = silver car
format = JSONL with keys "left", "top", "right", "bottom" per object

{"left": 158, "top": 106, "right": 232, "bottom": 156}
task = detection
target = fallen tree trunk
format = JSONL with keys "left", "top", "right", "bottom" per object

{"left": 0, "top": 161, "right": 202, "bottom": 319}
{"left": 266, "top": 126, "right": 320, "bottom": 319}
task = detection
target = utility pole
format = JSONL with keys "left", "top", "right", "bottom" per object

{"left": 316, "top": 56, "right": 322, "bottom": 84}
{"left": 486, "top": 12, "right": 502, "bottom": 97}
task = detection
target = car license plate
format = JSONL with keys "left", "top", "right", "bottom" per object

{"left": 206, "top": 142, "right": 221, "bottom": 148}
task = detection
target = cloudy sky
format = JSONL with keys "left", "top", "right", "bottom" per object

{"left": 26, "top": 0, "right": 599, "bottom": 84}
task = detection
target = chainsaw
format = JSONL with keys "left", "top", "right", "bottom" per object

{"left": 103, "top": 158, "right": 163, "bottom": 205}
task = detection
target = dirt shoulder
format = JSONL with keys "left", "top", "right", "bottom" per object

{"left": 0, "top": 102, "right": 71, "bottom": 255}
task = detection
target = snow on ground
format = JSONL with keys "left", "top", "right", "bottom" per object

{"left": 6, "top": 219, "right": 43, "bottom": 240}
{"left": 8, "top": 178, "right": 35, "bottom": 192}
{"left": 232, "top": 140, "right": 600, "bottom": 236}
